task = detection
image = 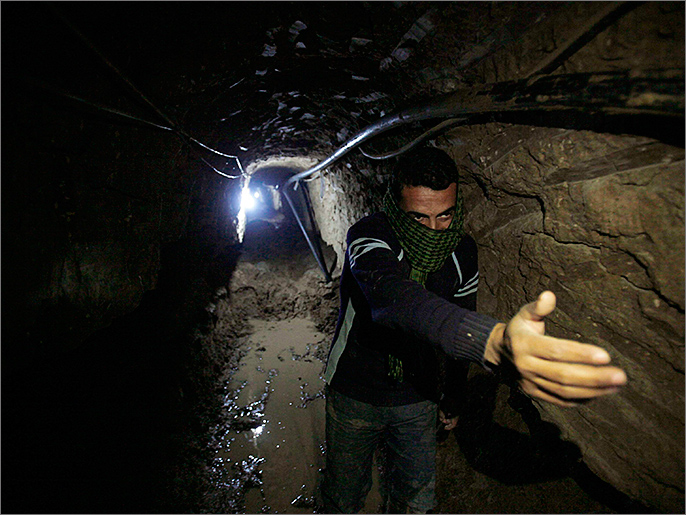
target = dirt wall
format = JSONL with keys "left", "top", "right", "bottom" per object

{"left": 441, "top": 124, "right": 684, "bottom": 512}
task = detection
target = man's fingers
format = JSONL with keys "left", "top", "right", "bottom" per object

{"left": 521, "top": 333, "right": 614, "bottom": 365}
{"left": 505, "top": 291, "right": 629, "bottom": 407}
{"left": 520, "top": 381, "right": 581, "bottom": 407}
{"left": 520, "top": 290, "right": 557, "bottom": 322}
{"left": 520, "top": 356, "right": 627, "bottom": 388}
{"left": 444, "top": 418, "right": 458, "bottom": 430}
{"left": 529, "top": 375, "right": 622, "bottom": 399}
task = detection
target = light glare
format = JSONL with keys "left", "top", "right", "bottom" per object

{"left": 241, "top": 186, "right": 256, "bottom": 210}
{"left": 252, "top": 424, "right": 264, "bottom": 438}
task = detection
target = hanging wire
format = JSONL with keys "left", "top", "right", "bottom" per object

{"left": 16, "top": 74, "right": 177, "bottom": 132}
{"left": 49, "top": 5, "right": 247, "bottom": 179}
{"left": 50, "top": 6, "right": 178, "bottom": 131}
{"left": 303, "top": 172, "right": 323, "bottom": 183}
{"left": 198, "top": 157, "right": 243, "bottom": 179}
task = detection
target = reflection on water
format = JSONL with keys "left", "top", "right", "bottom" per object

{"left": 207, "top": 318, "right": 328, "bottom": 513}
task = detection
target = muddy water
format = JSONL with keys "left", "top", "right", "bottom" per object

{"left": 210, "top": 316, "right": 383, "bottom": 514}
{"left": 215, "top": 318, "right": 326, "bottom": 513}
{"left": 221, "top": 319, "right": 324, "bottom": 513}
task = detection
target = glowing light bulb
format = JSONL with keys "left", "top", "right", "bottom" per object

{"left": 241, "top": 186, "right": 256, "bottom": 210}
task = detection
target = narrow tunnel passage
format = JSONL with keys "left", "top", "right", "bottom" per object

{"left": 198, "top": 207, "right": 338, "bottom": 513}
{"left": 3, "top": 2, "right": 682, "bottom": 514}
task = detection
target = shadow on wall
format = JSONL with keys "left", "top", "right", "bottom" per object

{"left": 454, "top": 370, "right": 652, "bottom": 513}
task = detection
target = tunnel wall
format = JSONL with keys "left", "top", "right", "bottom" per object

{"left": 438, "top": 4, "right": 684, "bottom": 510}
{"left": 3, "top": 99, "right": 203, "bottom": 354}
{"left": 306, "top": 153, "right": 389, "bottom": 271}
{"left": 443, "top": 123, "right": 684, "bottom": 512}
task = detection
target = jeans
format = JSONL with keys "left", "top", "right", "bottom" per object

{"left": 321, "top": 388, "right": 437, "bottom": 514}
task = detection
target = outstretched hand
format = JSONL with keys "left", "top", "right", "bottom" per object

{"left": 488, "top": 291, "right": 627, "bottom": 406}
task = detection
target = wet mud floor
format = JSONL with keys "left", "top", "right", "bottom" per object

{"left": 216, "top": 317, "right": 327, "bottom": 513}
{"left": 207, "top": 317, "right": 383, "bottom": 514}
{"left": 199, "top": 217, "right": 388, "bottom": 513}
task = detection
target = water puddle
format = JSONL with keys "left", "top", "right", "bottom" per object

{"left": 210, "top": 318, "right": 327, "bottom": 513}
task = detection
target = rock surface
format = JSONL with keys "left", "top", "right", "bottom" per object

{"left": 436, "top": 123, "right": 684, "bottom": 513}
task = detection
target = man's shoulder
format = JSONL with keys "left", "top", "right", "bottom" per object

{"left": 346, "top": 212, "right": 403, "bottom": 259}
{"left": 351, "top": 211, "right": 388, "bottom": 228}
{"left": 449, "top": 234, "right": 479, "bottom": 275}
{"left": 348, "top": 212, "right": 393, "bottom": 239}
{"left": 456, "top": 233, "right": 477, "bottom": 250}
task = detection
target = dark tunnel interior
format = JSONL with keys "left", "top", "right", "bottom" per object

{"left": 2, "top": 2, "right": 684, "bottom": 514}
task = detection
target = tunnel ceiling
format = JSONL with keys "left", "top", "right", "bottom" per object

{"left": 6, "top": 2, "right": 576, "bottom": 168}
{"left": 4, "top": 0, "right": 683, "bottom": 352}
{"left": 5, "top": 1, "right": 683, "bottom": 335}
{"left": 8, "top": 2, "right": 682, "bottom": 178}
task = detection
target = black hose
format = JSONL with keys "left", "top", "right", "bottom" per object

{"left": 358, "top": 118, "right": 466, "bottom": 160}
{"left": 281, "top": 68, "right": 683, "bottom": 280}
{"left": 284, "top": 68, "right": 684, "bottom": 187}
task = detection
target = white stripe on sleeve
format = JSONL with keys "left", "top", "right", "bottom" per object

{"left": 349, "top": 237, "right": 395, "bottom": 268}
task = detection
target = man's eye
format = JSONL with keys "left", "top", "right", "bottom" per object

{"left": 438, "top": 213, "right": 453, "bottom": 219}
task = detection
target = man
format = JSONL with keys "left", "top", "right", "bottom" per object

{"left": 320, "top": 146, "right": 627, "bottom": 513}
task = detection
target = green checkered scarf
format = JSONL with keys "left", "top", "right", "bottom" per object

{"left": 382, "top": 188, "right": 464, "bottom": 382}
{"left": 382, "top": 188, "right": 464, "bottom": 286}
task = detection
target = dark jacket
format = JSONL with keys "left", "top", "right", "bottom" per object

{"left": 324, "top": 212, "right": 499, "bottom": 406}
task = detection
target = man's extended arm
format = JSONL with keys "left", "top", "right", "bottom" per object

{"left": 348, "top": 217, "right": 627, "bottom": 406}
{"left": 347, "top": 216, "right": 498, "bottom": 366}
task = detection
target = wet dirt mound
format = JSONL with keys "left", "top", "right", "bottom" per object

{"left": 225, "top": 253, "right": 339, "bottom": 338}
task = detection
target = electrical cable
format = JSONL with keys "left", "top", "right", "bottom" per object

{"left": 524, "top": 1, "right": 640, "bottom": 79}
{"left": 358, "top": 118, "right": 466, "bottom": 160}
{"left": 49, "top": 5, "right": 178, "bottom": 131}
{"left": 15, "top": 74, "right": 177, "bottom": 132}
{"left": 198, "top": 157, "right": 242, "bottom": 179}
{"left": 284, "top": 68, "right": 683, "bottom": 189}
{"left": 354, "top": 3, "right": 640, "bottom": 162}
{"left": 49, "top": 5, "right": 247, "bottom": 178}
{"left": 281, "top": 186, "right": 333, "bottom": 283}
{"left": 274, "top": 2, "right": 675, "bottom": 279}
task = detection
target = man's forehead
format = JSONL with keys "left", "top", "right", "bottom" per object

{"left": 400, "top": 183, "right": 457, "bottom": 206}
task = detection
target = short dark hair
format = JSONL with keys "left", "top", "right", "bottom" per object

{"left": 390, "top": 146, "right": 460, "bottom": 201}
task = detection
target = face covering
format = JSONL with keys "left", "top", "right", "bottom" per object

{"left": 382, "top": 188, "right": 464, "bottom": 286}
